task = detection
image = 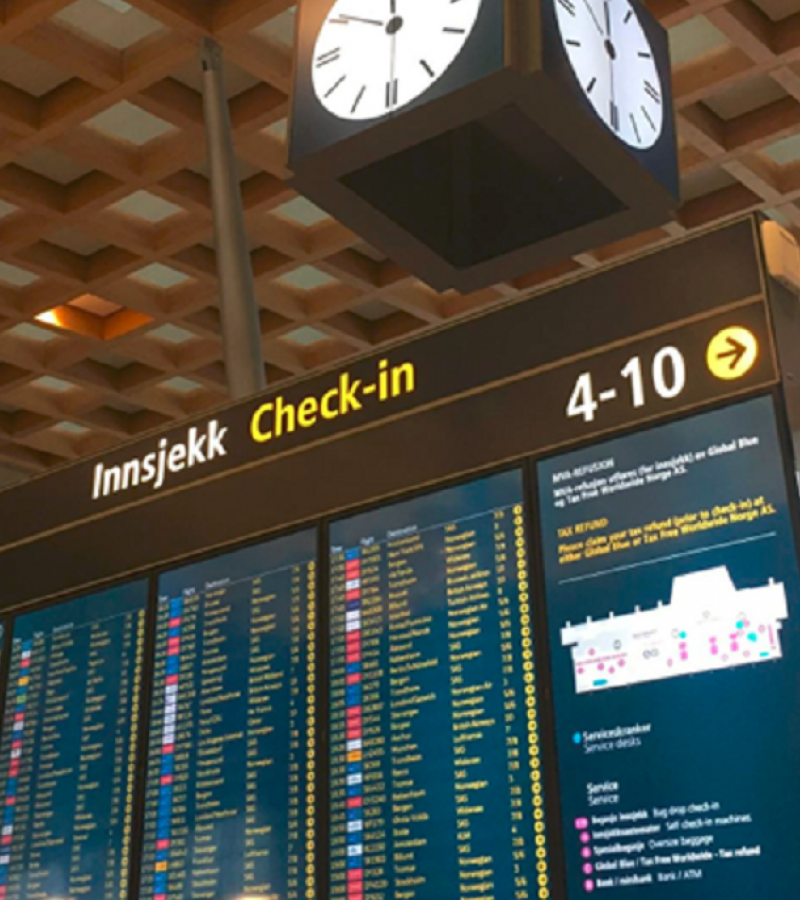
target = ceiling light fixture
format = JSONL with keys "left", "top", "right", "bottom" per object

{"left": 96, "top": 0, "right": 134, "bottom": 12}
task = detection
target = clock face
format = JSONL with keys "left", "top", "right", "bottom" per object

{"left": 554, "top": 0, "right": 664, "bottom": 149}
{"left": 312, "top": 0, "right": 484, "bottom": 121}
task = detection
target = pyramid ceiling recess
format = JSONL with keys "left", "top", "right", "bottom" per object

{"left": 0, "top": 0, "right": 798, "bottom": 481}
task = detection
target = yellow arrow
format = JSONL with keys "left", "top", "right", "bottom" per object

{"left": 706, "top": 327, "right": 759, "bottom": 380}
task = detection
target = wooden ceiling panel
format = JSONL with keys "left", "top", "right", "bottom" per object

{"left": 0, "top": 0, "right": 796, "bottom": 483}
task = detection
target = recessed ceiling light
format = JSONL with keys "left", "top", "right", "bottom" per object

{"left": 161, "top": 376, "right": 202, "bottom": 394}
{"left": 53, "top": 421, "right": 91, "bottom": 436}
{"left": 282, "top": 326, "right": 328, "bottom": 347}
{"left": 97, "top": 0, "right": 133, "bottom": 12}
{"left": 32, "top": 376, "right": 75, "bottom": 393}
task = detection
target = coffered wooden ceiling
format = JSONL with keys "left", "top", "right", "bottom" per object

{"left": 0, "top": 0, "right": 798, "bottom": 482}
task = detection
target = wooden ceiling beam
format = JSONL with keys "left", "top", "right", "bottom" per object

{"left": 0, "top": 0, "right": 73, "bottom": 42}
{"left": 0, "top": 0, "right": 797, "bottom": 474}
{"left": 16, "top": 22, "right": 123, "bottom": 90}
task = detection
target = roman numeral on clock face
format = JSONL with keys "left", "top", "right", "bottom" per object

{"left": 325, "top": 75, "right": 347, "bottom": 98}
{"left": 644, "top": 80, "right": 661, "bottom": 104}
{"left": 630, "top": 113, "right": 640, "bottom": 143}
{"left": 316, "top": 48, "right": 341, "bottom": 67}
{"left": 351, "top": 85, "right": 366, "bottom": 114}
{"left": 312, "top": 0, "right": 484, "bottom": 121}
{"left": 385, "top": 79, "right": 399, "bottom": 108}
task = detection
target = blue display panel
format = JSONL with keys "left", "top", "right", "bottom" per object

{"left": 328, "top": 471, "right": 552, "bottom": 900}
{"left": 0, "top": 581, "right": 147, "bottom": 900}
{"left": 537, "top": 396, "right": 800, "bottom": 897}
{"left": 138, "top": 530, "right": 317, "bottom": 900}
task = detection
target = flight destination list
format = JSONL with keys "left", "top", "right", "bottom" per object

{"left": 329, "top": 471, "right": 552, "bottom": 900}
{"left": 139, "top": 530, "right": 318, "bottom": 900}
{"left": 0, "top": 581, "right": 148, "bottom": 900}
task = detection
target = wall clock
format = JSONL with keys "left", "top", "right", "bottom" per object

{"left": 312, "top": 0, "right": 485, "bottom": 121}
{"left": 554, "top": 0, "right": 663, "bottom": 149}
{"left": 289, "top": 0, "right": 679, "bottom": 293}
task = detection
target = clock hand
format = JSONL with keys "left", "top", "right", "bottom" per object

{"left": 388, "top": 29, "right": 397, "bottom": 110}
{"left": 580, "top": 0, "right": 604, "bottom": 37}
{"left": 605, "top": 0, "right": 618, "bottom": 132}
{"left": 338, "top": 14, "right": 384, "bottom": 25}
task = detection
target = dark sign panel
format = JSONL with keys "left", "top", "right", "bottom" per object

{"left": 0, "top": 582, "right": 148, "bottom": 900}
{"left": 138, "top": 531, "right": 318, "bottom": 900}
{"left": 0, "top": 221, "right": 769, "bottom": 589}
{"left": 537, "top": 396, "right": 800, "bottom": 897}
{"left": 328, "top": 471, "right": 552, "bottom": 900}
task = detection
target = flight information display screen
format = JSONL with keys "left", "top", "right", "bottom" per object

{"left": 138, "top": 530, "right": 317, "bottom": 900}
{"left": 328, "top": 471, "right": 551, "bottom": 900}
{"left": 538, "top": 396, "right": 800, "bottom": 898}
{"left": 0, "top": 581, "right": 148, "bottom": 900}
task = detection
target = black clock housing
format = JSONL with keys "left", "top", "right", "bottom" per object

{"left": 289, "top": 0, "right": 680, "bottom": 293}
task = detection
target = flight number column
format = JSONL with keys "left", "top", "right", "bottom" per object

{"left": 143, "top": 592, "right": 199, "bottom": 900}
{"left": 303, "top": 560, "right": 318, "bottom": 900}
{"left": 329, "top": 543, "right": 387, "bottom": 900}
{"left": 359, "top": 544, "right": 387, "bottom": 900}
{"left": 329, "top": 550, "right": 350, "bottom": 900}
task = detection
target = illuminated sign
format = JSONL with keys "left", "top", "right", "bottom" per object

{"left": 92, "top": 419, "right": 229, "bottom": 500}
{"left": 706, "top": 326, "right": 759, "bottom": 381}
{"left": 328, "top": 471, "right": 552, "bottom": 900}
{"left": 250, "top": 359, "right": 416, "bottom": 444}
{"left": 88, "top": 360, "right": 416, "bottom": 502}
{"left": 82, "top": 303, "right": 772, "bottom": 511}
{"left": 538, "top": 397, "right": 800, "bottom": 899}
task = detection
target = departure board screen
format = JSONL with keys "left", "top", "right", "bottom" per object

{"left": 0, "top": 581, "right": 148, "bottom": 900}
{"left": 538, "top": 396, "right": 800, "bottom": 898}
{"left": 329, "top": 471, "right": 551, "bottom": 900}
{"left": 139, "top": 530, "right": 317, "bottom": 900}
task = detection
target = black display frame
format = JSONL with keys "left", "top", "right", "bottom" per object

{"left": 526, "top": 385, "right": 800, "bottom": 900}
{"left": 134, "top": 521, "right": 322, "bottom": 900}
{"left": 0, "top": 218, "right": 770, "bottom": 609}
{"left": 322, "top": 460, "right": 556, "bottom": 900}
{"left": 0, "top": 385, "right": 792, "bottom": 900}
{"left": 0, "top": 573, "right": 153, "bottom": 900}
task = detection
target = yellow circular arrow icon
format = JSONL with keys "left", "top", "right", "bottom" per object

{"left": 706, "top": 326, "right": 759, "bottom": 381}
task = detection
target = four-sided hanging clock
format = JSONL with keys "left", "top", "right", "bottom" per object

{"left": 289, "top": 0, "right": 679, "bottom": 293}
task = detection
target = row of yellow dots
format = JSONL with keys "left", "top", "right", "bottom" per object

{"left": 514, "top": 505, "right": 550, "bottom": 900}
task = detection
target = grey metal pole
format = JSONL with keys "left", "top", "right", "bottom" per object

{"left": 201, "top": 38, "right": 266, "bottom": 399}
